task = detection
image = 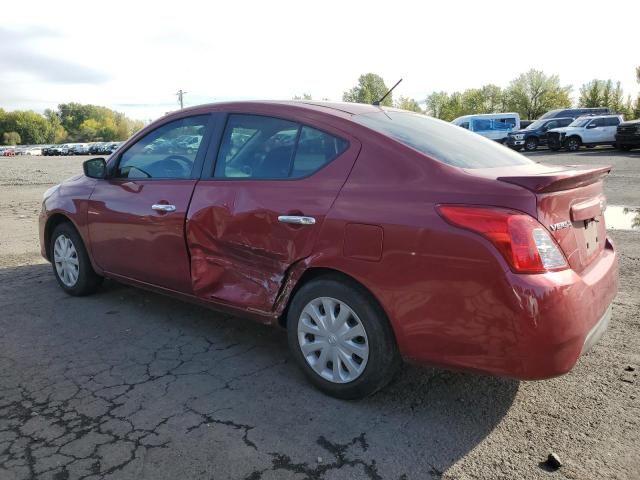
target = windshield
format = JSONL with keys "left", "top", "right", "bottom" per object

{"left": 526, "top": 120, "right": 545, "bottom": 130}
{"left": 569, "top": 118, "right": 591, "bottom": 127}
{"left": 354, "top": 110, "right": 534, "bottom": 169}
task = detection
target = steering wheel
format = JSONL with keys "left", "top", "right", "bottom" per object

{"left": 155, "top": 155, "right": 193, "bottom": 177}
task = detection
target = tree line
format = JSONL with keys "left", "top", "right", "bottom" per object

{"left": 0, "top": 103, "right": 145, "bottom": 146}
{"left": 339, "top": 67, "right": 640, "bottom": 121}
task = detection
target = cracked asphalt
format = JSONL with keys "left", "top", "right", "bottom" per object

{"left": 0, "top": 150, "right": 639, "bottom": 479}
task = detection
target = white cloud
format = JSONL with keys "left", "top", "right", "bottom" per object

{"left": 1, "top": 0, "right": 638, "bottom": 120}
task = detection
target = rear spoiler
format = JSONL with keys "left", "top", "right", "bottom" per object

{"left": 497, "top": 165, "right": 611, "bottom": 193}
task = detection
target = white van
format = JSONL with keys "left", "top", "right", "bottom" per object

{"left": 451, "top": 113, "right": 520, "bottom": 142}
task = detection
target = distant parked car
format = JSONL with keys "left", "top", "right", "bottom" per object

{"left": 506, "top": 117, "right": 575, "bottom": 151}
{"left": 547, "top": 115, "right": 623, "bottom": 151}
{"left": 539, "top": 107, "right": 611, "bottom": 120}
{"left": 2, "top": 147, "right": 17, "bottom": 156}
{"left": 88, "top": 142, "right": 106, "bottom": 154}
{"left": 20, "top": 146, "right": 43, "bottom": 156}
{"left": 451, "top": 113, "right": 520, "bottom": 142}
{"left": 615, "top": 120, "right": 640, "bottom": 151}
{"left": 104, "top": 142, "right": 123, "bottom": 154}
{"left": 69, "top": 144, "right": 90, "bottom": 155}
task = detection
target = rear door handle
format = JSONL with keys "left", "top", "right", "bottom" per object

{"left": 152, "top": 204, "right": 176, "bottom": 212}
{"left": 278, "top": 215, "right": 316, "bottom": 225}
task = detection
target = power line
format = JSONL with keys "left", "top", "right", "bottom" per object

{"left": 175, "top": 89, "right": 188, "bottom": 109}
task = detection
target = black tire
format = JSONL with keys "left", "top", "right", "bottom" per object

{"left": 50, "top": 222, "right": 103, "bottom": 296}
{"left": 565, "top": 136, "right": 581, "bottom": 152}
{"left": 618, "top": 144, "right": 632, "bottom": 151}
{"left": 524, "top": 136, "right": 538, "bottom": 152}
{"left": 286, "top": 276, "right": 401, "bottom": 399}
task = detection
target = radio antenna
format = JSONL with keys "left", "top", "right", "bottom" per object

{"left": 373, "top": 78, "right": 402, "bottom": 106}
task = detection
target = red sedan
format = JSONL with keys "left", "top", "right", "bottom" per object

{"left": 39, "top": 101, "right": 618, "bottom": 398}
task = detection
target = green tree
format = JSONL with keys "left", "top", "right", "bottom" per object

{"left": 579, "top": 80, "right": 604, "bottom": 107}
{"left": 3, "top": 132, "right": 21, "bottom": 145}
{"left": 44, "top": 109, "right": 67, "bottom": 143}
{"left": 343, "top": 73, "right": 393, "bottom": 106}
{"left": 425, "top": 91, "right": 451, "bottom": 119}
{"left": 579, "top": 79, "right": 628, "bottom": 114}
{"left": 505, "top": 69, "right": 572, "bottom": 119}
{"left": 394, "top": 96, "right": 423, "bottom": 113}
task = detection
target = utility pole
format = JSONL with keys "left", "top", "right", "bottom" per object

{"left": 176, "top": 89, "right": 187, "bottom": 109}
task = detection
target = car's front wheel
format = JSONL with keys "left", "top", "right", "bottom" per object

{"left": 50, "top": 222, "right": 103, "bottom": 296}
{"left": 287, "top": 276, "right": 401, "bottom": 399}
{"left": 524, "top": 137, "right": 538, "bottom": 152}
{"left": 565, "top": 136, "right": 581, "bottom": 152}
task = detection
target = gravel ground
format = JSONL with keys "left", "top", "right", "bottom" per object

{"left": 0, "top": 151, "right": 638, "bottom": 480}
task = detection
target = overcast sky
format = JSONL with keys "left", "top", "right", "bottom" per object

{"left": 2, "top": 0, "right": 638, "bottom": 120}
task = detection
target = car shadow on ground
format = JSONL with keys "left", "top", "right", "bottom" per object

{"left": 0, "top": 263, "right": 519, "bottom": 479}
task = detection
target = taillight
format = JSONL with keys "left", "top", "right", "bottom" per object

{"left": 436, "top": 205, "right": 568, "bottom": 273}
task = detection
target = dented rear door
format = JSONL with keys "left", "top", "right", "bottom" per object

{"left": 186, "top": 115, "right": 361, "bottom": 314}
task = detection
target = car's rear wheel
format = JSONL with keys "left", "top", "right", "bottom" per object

{"left": 524, "top": 137, "right": 538, "bottom": 152}
{"left": 287, "top": 276, "right": 401, "bottom": 399}
{"left": 566, "top": 136, "right": 581, "bottom": 152}
{"left": 617, "top": 144, "right": 631, "bottom": 151}
{"left": 50, "top": 222, "right": 103, "bottom": 296}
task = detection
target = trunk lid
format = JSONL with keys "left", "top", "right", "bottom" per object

{"left": 470, "top": 164, "right": 610, "bottom": 273}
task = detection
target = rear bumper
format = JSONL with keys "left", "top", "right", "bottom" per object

{"left": 510, "top": 239, "right": 618, "bottom": 379}
{"left": 581, "top": 304, "right": 611, "bottom": 355}
{"left": 397, "top": 238, "right": 618, "bottom": 381}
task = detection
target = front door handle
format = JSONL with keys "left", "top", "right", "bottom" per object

{"left": 278, "top": 215, "right": 316, "bottom": 225}
{"left": 152, "top": 204, "right": 176, "bottom": 212}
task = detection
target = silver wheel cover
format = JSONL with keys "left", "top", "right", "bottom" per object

{"left": 53, "top": 234, "right": 79, "bottom": 287}
{"left": 297, "top": 297, "right": 369, "bottom": 384}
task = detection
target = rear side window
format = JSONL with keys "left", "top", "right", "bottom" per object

{"left": 292, "top": 126, "right": 348, "bottom": 178}
{"left": 214, "top": 114, "right": 347, "bottom": 179}
{"left": 354, "top": 111, "right": 534, "bottom": 169}
{"left": 604, "top": 117, "right": 620, "bottom": 127}
{"left": 558, "top": 118, "right": 573, "bottom": 127}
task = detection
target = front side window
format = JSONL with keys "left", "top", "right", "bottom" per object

{"left": 460, "top": 121, "right": 470, "bottom": 130}
{"left": 497, "top": 117, "right": 517, "bottom": 129}
{"left": 354, "top": 110, "right": 533, "bottom": 169}
{"left": 116, "top": 116, "right": 209, "bottom": 179}
{"left": 569, "top": 118, "right": 591, "bottom": 128}
{"left": 545, "top": 121, "right": 558, "bottom": 130}
{"left": 605, "top": 117, "right": 620, "bottom": 127}
{"left": 214, "top": 115, "right": 347, "bottom": 179}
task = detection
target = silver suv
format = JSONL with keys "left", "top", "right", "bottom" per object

{"left": 547, "top": 115, "right": 624, "bottom": 151}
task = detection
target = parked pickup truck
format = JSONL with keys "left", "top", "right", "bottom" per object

{"left": 615, "top": 120, "right": 640, "bottom": 151}
{"left": 547, "top": 115, "right": 623, "bottom": 152}
{"left": 506, "top": 117, "right": 574, "bottom": 151}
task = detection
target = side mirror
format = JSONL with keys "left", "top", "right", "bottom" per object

{"left": 83, "top": 158, "right": 107, "bottom": 179}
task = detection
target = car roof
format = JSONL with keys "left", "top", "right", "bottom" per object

{"left": 170, "top": 100, "right": 387, "bottom": 120}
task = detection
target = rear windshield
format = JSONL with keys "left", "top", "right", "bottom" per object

{"left": 353, "top": 110, "right": 534, "bottom": 169}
